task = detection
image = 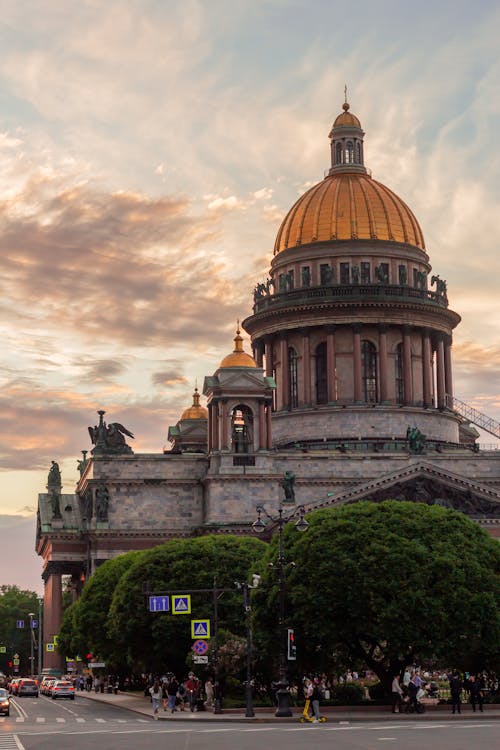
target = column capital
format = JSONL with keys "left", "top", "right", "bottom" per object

{"left": 325, "top": 325, "right": 337, "bottom": 334}
{"left": 352, "top": 323, "right": 363, "bottom": 334}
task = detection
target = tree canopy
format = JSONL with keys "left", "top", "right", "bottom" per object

{"left": 58, "top": 535, "right": 266, "bottom": 675}
{"left": 0, "top": 585, "right": 40, "bottom": 675}
{"left": 252, "top": 501, "right": 500, "bottom": 690}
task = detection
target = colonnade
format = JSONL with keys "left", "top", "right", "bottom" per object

{"left": 254, "top": 325, "right": 453, "bottom": 411}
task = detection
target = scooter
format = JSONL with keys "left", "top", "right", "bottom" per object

{"left": 299, "top": 698, "right": 327, "bottom": 723}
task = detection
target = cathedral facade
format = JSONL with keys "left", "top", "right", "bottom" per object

{"left": 37, "top": 102, "right": 500, "bottom": 670}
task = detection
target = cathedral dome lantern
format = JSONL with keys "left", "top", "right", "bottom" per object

{"left": 180, "top": 387, "right": 208, "bottom": 420}
{"left": 219, "top": 325, "right": 257, "bottom": 369}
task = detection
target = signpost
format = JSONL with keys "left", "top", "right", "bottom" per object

{"left": 191, "top": 619, "right": 210, "bottom": 638}
{"left": 149, "top": 595, "right": 170, "bottom": 612}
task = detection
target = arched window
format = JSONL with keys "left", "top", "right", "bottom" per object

{"left": 315, "top": 342, "right": 328, "bottom": 404}
{"left": 395, "top": 343, "right": 404, "bottom": 404}
{"left": 336, "top": 142, "right": 342, "bottom": 165}
{"left": 355, "top": 141, "right": 362, "bottom": 164}
{"left": 288, "top": 347, "right": 298, "bottom": 409}
{"left": 231, "top": 405, "right": 253, "bottom": 453}
{"left": 346, "top": 141, "right": 354, "bottom": 164}
{"left": 361, "top": 340, "right": 377, "bottom": 403}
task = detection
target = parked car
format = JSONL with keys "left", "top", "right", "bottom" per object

{"left": 51, "top": 680, "right": 75, "bottom": 700}
{"left": 41, "top": 678, "right": 55, "bottom": 696}
{"left": 0, "top": 688, "right": 10, "bottom": 716}
{"left": 17, "top": 678, "right": 39, "bottom": 697}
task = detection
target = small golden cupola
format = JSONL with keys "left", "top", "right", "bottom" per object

{"left": 219, "top": 324, "right": 257, "bottom": 369}
{"left": 180, "top": 387, "right": 208, "bottom": 420}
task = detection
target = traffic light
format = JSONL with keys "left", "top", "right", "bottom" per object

{"left": 287, "top": 628, "right": 297, "bottom": 660}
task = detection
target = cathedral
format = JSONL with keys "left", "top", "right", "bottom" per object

{"left": 37, "top": 100, "right": 500, "bottom": 670}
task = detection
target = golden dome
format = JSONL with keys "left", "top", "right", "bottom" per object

{"left": 180, "top": 387, "right": 208, "bottom": 420}
{"left": 274, "top": 172, "right": 425, "bottom": 254}
{"left": 333, "top": 101, "right": 361, "bottom": 128}
{"left": 219, "top": 325, "right": 257, "bottom": 369}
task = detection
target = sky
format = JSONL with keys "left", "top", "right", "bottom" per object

{"left": 1, "top": 0, "right": 499, "bottom": 593}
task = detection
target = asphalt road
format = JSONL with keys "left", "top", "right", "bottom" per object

{"left": 1, "top": 694, "right": 498, "bottom": 750}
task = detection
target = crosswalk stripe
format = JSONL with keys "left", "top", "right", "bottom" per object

{"left": 76, "top": 718, "right": 85, "bottom": 723}
{"left": 15, "top": 718, "right": 24, "bottom": 722}
{"left": 36, "top": 718, "right": 45, "bottom": 723}
{"left": 95, "top": 718, "right": 105, "bottom": 723}
{"left": 56, "top": 718, "right": 65, "bottom": 723}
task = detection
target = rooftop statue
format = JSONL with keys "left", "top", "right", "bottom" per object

{"left": 47, "top": 460, "right": 62, "bottom": 488}
{"left": 406, "top": 425, "right": 426, "bottom": 454}
{"left": 281, "top": 470, "right": 296, "bottom": 504}
{"left": 88, "top": 410, "right": 135, "bottom": 455}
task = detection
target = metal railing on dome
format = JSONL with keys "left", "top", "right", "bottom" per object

{"left": 252, "top": 283, "right": 448, "bottom": 314}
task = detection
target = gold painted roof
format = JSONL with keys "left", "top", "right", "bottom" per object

{"left": 333, "top": 110, "right": 361, "bottom": 128}
{"left": 180, "top": 387, "right": 208, "bottom": 420}
{"left": 219, "top": 326, "right": 257, "bottom": 369}
{"left": 274, "top": 172, "right": 425, "bottom": 254}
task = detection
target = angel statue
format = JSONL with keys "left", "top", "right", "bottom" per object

{"left": 88, "top": 410, "right": 135, "bottom": 455}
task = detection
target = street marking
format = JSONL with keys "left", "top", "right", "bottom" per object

{"left": 56, "top": 718, "right": 65, "bottom": 723}
{"left": 35, "top": 717, "right": 45, "bottom": 723}
{"left": 76, "top": 718, "right": 85, "bottom": 722}
{"left": 96, "top": 718, "right": 106, "bottom": 723}
{"left": 15, "top": 718, "right": 24, "bottom": 723}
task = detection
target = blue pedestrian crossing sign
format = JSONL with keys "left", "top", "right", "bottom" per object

{"left": 191, "top": 619, "right": 210, "bottom": 638}
{"left": 149, "top": 596, "right": 170, "bottom": 613}
{"left": 172, "top": 595, "right": 191, "bottom": 614}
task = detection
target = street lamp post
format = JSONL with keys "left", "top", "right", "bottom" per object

{"left": 28, "top": 613, "right": 35, "bottom": 677}
{"left": 252, "top": 502, "right": 308, "bottom": 717}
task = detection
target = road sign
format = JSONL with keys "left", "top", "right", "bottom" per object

{"left": 149, "top": 595, "right": 170, "bottom": 612}
{"left": 172, "top": 595, "right": 191, "bottom": 614}
{"left": 0, "top": 646, "right": 6, "bottom": 654}
{"left": 192, "top": 639, "right": 209, "bottom": 655}
{"left": 46, "top": 643, "right": 55, "bottom": 652}
{"left": 31, "top": 619, "right": 38, "bottom": 629}
{"left": 13, "top": 658, "right": 19, "bottom": 666}
{"left": 193, "top": 655, "right": 209, "bottom": 664}
{"left": 191, "top": 619, "right": 210, "bottom": 638}
{"left": 16, "top": 620, "right": 24, "bottom": 629}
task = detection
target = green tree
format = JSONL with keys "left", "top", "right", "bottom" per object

{"left": 0, "top": 586, "right": 40, "bottom": 675}
{"left": 107, "top": 535, "right": 266, "bottom": 675}
{"left": 58, "top": 550, "right": 142, "bottom": 669}
{"left": 253, "top": 501, "right": 500, "bottom": 692}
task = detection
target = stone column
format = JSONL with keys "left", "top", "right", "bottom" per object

{"left": 255, "top": 341, "right": 264, "bottom": 368}
{"left": 266, "top": 403, "right": 273, "bottom": 449}
{"left": 264, "top": 338, "right": 273, "bottom": 377}
{"left": 444, "top": 335, "right": 453, "bottom": 401}
{"left": 221, "top": 400, "right": 229, "bottom": 450}
{"left": 301, "top": 330, "right": 311, "bottom": 405}
{"left": 210, "top": 402, "right": 219, "bottom": 451}
{"left": 327, "top": 326, "right": 337, "bottom": 402}
{"left": 353, "top": 325, "right": 362, "bottom": 403}
{"left": 403, "top": 326, "right": 413, "bottom": 405}
{"left": 280, "top": 336, "right": 289, "bottom": 410}
{"left": 258, "top": 401, "right": 266, "bottom": 449}
{"left": 436, "top": 335, "right": 446, "bottom": 409}
{"left": 43, "top": 568, "right": 63, "bottom": 672}
{"left": 378, "top": 325, "right": 389, "bottom": 403}
{"left": 422, "top": 330, "right": 433, "bottom": 408}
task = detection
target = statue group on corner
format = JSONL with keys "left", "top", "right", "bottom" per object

{"left": 88, "top": 410, "right": 134, "bottom": 454}
{"left": 407, "top": 425, "right": 426, "bottom": 454}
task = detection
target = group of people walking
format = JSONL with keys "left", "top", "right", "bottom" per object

{"left": 149, "top": 672, "right": 214, "bottom": 716}
{"left": 391, "top": 668, "right": 487, "bottom": 714}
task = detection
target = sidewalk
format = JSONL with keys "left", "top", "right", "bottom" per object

{"left": 77, "top": 690, "right": 500, "bottom": 723}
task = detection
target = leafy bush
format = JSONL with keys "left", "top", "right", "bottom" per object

{"left": 368, "top": 681, "right": 387, "bottom": 700}
{"left": 331, "top": 683, "right": 365, "bottom": 705}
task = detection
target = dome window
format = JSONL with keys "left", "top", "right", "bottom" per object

{"left": 340, "top": 263, "right": 350, "bottom": 284}
{"left": 361, "top": 341, "right": 378, "bottom": 403}
{"left": 346, "top": 141, "right": 354, "bottom": 164}
{"left": 315, "top": 342, "right": 328, "bottom": 404}
{"left": 361, "top": 262, "right": 371, "bottom": 284}
{"left": 288, "top": 347, "right": 298, "bottom": 409}
{"left": 355, "top": 141, "right": 362, "bottom": 164}
{"left": 335, "top": 142, "right": 342, "bottom": 165}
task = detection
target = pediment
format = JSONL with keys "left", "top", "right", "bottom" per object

{"left": 318, "top": 462, "right": 500, "bottom": 519}
{"left": 213, "top": 370, "right": 271, "bottom": 391}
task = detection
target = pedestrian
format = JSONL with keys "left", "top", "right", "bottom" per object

{"left": 149, "top": 680, "right": 162, "bottom": 717}
{"left": 167, "top": 675, "right": 179, "bottom": 713}
{"left": 204, "top": 677, "right": 214, "bottom": 708}
{"left": 185, "top": 672, "right": 200, "bottom": 712}
{"left": 311, "top": 677, "right": 324, "bottom": 723}
{"left": 407, "top": 672, "right": 419, "bottom": 713}
{"left": 469, "top": 675, "right": 484, "bottom": 713}
{"left": 302, "top": 678, "right": 314, "bottom": 720}
{"left": 449, "top": 672, "right": 463, "bottom": 714}
{"left": 93, "top": 675, "right": 100, "bottom": 693}
{"left": 391, "top": 674, "right": 403, "bottom": 713}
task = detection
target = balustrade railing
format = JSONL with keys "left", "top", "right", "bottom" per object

{"left": 253, "top": 283, "right": 447, "bottom": 313}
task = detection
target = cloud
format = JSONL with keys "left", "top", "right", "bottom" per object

{"left": 151, "top": 371, "right": 188, "bottom": 387}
